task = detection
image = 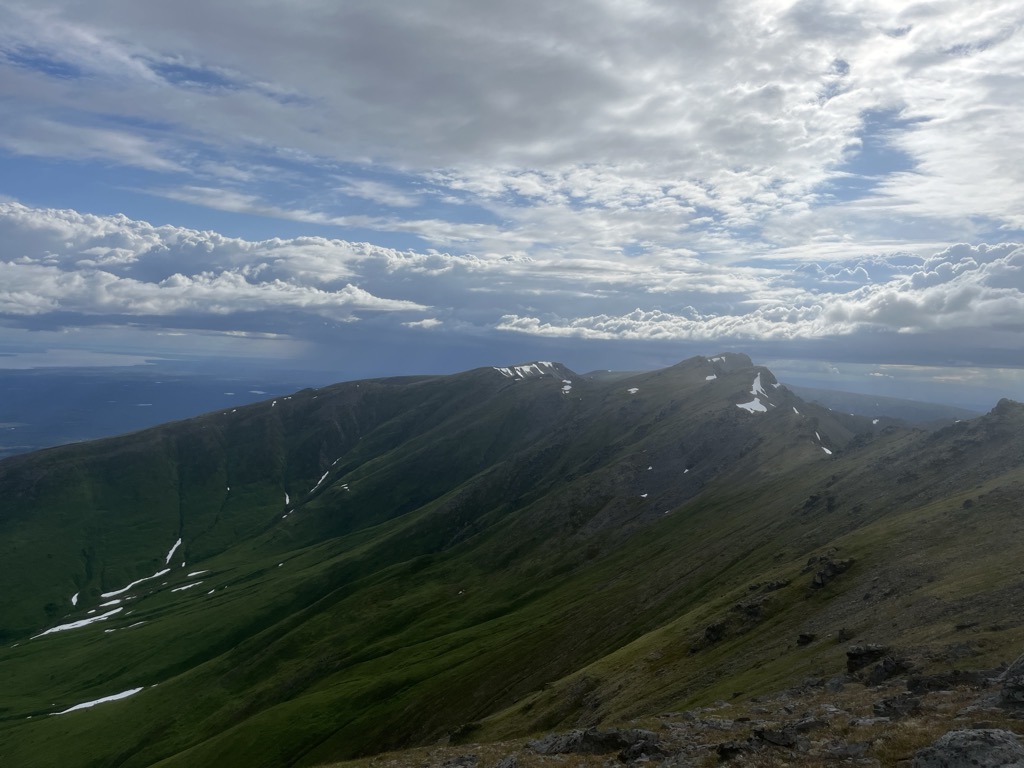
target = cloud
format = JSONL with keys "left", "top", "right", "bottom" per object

{"left": 2, "top": 0, "right": 1022, "bottom": 262}
{"left": 4, "top": 203, "right": 1023, "bottom": 359}
{"left": 0, "top": 202, "right": 427, "bottom": 322}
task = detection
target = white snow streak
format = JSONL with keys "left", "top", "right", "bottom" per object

{"left": 100, "top": 569, "right": 171, "bottom": 599}
{"left": 70, "top": 592, "right": 78, "bottom": 607}
{"left": 53, "top": 687, "right": 143, "bottom": 715}
{"left": 187, "top": 570, "right": 209, "bottom": 578}
{"left": 164, "top": 538, "right": 182, "bottom": 565}
{"left": 310, "top": 470, "right": 330, "bottom": 494}
{"left": 33, "top": 607, "right": 123, "bottom": 638}
{"left": 627, "top": 387, "right": 639, "bottom": 394}
{"left": 170, "top": 581, "right": 203, "bottom": 592}
{"left": 705, "top": 374, "right": 717, "bottom": 381}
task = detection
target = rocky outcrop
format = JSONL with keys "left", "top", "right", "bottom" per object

{"left": 913, "top": 729, "right": 1024, "bottom": 767}
{"left": 808, "top": 556, "right": 854, "bottom": 588}
{"left": 526, "top": 727, "right": 663, "bottom": 759}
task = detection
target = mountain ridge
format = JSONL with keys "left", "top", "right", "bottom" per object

{"left": 1, "top": 354, "right": 1022, "bottom": 767}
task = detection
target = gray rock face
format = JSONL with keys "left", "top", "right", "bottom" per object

{"left": 1001, "top": 652, "right": 1024, "bottom": 707}
{"left": 913, "top": 729, "right": 1024, "bottom": 767}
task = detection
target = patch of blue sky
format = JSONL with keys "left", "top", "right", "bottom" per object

{"left": 148, "top": 59, "right": 240, "bottom": 91}
{"left": 817, "top": 58, "right": 850, "bottom": 105}
{"left": 820, "top": 108, "right": 920, "bottom": 204}
{"left": 3, "top": 47, "right": 82, "bottom": 79}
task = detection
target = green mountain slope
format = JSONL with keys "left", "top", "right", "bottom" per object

{"left": 0, "top": 354, "right": 1022, "bottom": 767}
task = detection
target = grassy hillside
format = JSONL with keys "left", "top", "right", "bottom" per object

{"left": 1, "top": 354, "right": 1022, "bottom": 767}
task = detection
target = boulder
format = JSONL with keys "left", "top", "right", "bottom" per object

{"left": 1001, "top": 652, "right": 1024, "bottom": 707}
{"left": 908, "top": 669, "right": 993, "bottom": 694}
{"left": 846, "top": 644, "right": 889, "bottom": 674}
{"left": 753, "top": 726, "right": 797, "bottom": 747}
{"left": 913, "top": 729, "right": 1024, "bottom": 767}
{"left": 866, "top": 655, "right": 912, "bottom": 685}
{"left": 811, "top": 558, "right": 854, "bottom": 588}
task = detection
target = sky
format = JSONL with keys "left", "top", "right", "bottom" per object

{"left": 1, "top": 0, "right": 1023, "bottom": 409}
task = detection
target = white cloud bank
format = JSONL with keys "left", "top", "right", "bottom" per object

{"left": 1, "top": 203, "right": 1022, "bottom": 372}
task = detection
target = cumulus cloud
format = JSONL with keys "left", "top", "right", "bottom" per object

{"left": 0, "top": 203, "right": 427, "bottom": 322}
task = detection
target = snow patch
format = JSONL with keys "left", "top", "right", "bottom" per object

{"left": 70, "top": 592, "right": 78, "bottom": 607}
{"left": 187, "top": 570, "right": 209, "bottom": 578}
{"left": 33, "top": 607, "right": 123, "bottom": 638}
{"left": 736, "top": 372, "right": 771, "bottom": 414}
{"left": 100, "top": 568, "right": 171, "bottom": 599}
{"left": 821, "top": 446, "right": 833, "bottom": 455}
{"left": 53, "top": 687, "right": 143, "bottom": 715}
{"left": 736, "top": 398, "right": 767, "bottom": 413}
{"left": 309, "top": 470, "right": 330, "bottom": 494}
{"left": 872, "top": 418, "right": 880, "bottom": 425}
{"left": 793, "top": 407, "right": 800, "bottom": 415}
{"left": 705, "top": 374, "right": 717, "bottom": 381}
{"left": 171, "top": 581, "right": 203, "bottom": 593}
{"left": 164, "top": 538, "right": 182, "bottom": 565}
{"left": 494, "top": 362, "right": 556, "bottom": 380}
{"left": 627, "top": 387, "right": 639, "bottom": 394}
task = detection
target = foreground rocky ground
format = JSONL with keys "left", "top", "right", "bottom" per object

{"left": 328, "top": 650, "right": 1024, "bottom": 768}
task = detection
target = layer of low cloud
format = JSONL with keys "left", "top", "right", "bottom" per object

{"left": 2, "top": 203, "right": 1022, "bottom": 374}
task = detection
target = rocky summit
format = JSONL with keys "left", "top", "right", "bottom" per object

{"left": 1, "top": 354, "right": 1023, "bottom": 767}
